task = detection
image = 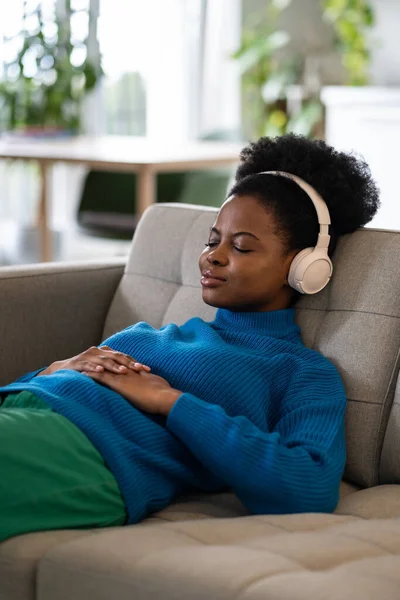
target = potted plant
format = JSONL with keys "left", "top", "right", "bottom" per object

{"left": 0, "top": 0, "right": 101, "bottom": 136}
{"left": 233, "top": 0, "right": 376, "bottom": 140}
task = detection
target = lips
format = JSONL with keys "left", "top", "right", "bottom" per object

{"left": 202, "top": 270, "right": 226, "bottom": 281}
{"left": 201, "top": 270, "right": 226, "bottom": 287}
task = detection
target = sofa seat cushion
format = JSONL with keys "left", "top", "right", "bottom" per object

{"left": 335, "top": 484, "right": 400, "bottom": 519}
{"left": 0, "top": 529, "right": 99, "bottom": 600}
{"left": 37, "top": 513, "right": 400, "bottom": 600}
{"left": 1, "top": 483, "right": 394, "bottom": 600}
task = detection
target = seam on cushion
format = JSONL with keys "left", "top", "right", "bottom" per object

{"left": 247, "top": 517, "right": 319, "bottom": 534}
{"left": 346, "top": 398, "right": 383, "bottom": 406}
{"left": 154, "top": 525, "right": 209, "bottom": 545}
{"left": 377, "top": 344, "right": 400, "bottom": 483}
{"left": 232, "top": 558, "right": 304, "bottom": 599}
{"left": 0, "top": 265, "right": 124, "bottom": 283}
{"left": 296, "top": 307, "right": 400, "bottom": 320}
{"left": 333, "top": 531, "right": 397, "bottom": 556}
{"left": 238, "top": 533, "right": 391, "bottom": 575}
{"left": 123, "top": 271, "right": 200, "bottom": 288}
{"left": 367, "top": 343, "right": 400, "bottom": 484}
{"left": 249, "top": 515, "right": 363, "bottom": 534}
{"left": 245, "top": 518, "right": 305, "bottom": 534}
{"left": 235, "top": 554, "right": 399, "bottom": 600}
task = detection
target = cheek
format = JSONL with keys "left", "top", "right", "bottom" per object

{"left": 236, "top": 259, "right": 287, "bottom": 289}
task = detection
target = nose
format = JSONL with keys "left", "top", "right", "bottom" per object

{"left": 206, "top": 247, "right": 228, "bottom": 266}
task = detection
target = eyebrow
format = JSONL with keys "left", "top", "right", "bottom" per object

{"left": 210, "top": 227, "right": 261, "bottom": 241}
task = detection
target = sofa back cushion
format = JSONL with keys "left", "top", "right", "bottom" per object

{"left": 103, "top": 203, "right": 400, "bottom": 488}
{"left": 380, "top": 373, "right": 400, "bottom": 483}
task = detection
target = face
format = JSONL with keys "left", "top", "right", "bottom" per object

{"left": 198, "top": 195, "right": 297, "bottom": 312}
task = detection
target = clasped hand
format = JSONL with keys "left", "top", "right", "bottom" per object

{"left": 83, "top": 367, "right": 181, "bottom": 416}
{"left": 38, "top": 345, "right": 181, "bottom": 416}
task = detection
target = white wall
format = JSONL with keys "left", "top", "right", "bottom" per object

{"left": 369, "top": 0, "right": 400, "bottom": 85}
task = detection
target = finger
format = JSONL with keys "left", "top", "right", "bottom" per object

{"left": 131, "top": 363, "right": 151, "bottom": 372}
{"left": 100, "top": 348, "right": 151, "bottom": 372}
{"left": 97, "top": 358, "right": 129, "bottom": 373}
{"left": 83, "top": 362, "right": 104, "bottom": 372}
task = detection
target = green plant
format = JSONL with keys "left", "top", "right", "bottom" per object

{"left": 233, "top": 0, "right": 323, "bottom": 140}
{"left": 233, "top": 0, "right": 375, "bottom": 140}
{"left": 321, "top": 0, "right": 375, "bottom": 85}
{"left": 0, "top": 0, "right": 101, "bottom": 132}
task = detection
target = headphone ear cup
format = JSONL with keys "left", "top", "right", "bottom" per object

{"left": 288, "top": 248, "right": 333, "bottom": 294}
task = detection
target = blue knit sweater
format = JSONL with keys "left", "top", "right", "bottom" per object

{"left": 1, "top": 308, "right": 346, "bottom": 521}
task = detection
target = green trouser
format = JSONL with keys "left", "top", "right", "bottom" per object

{"left": 0, "top": 391, "right": 127, "bottom": 542}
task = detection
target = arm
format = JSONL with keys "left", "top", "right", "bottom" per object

{"left": 166, "top": 364, "right": 346, "bottom": 515}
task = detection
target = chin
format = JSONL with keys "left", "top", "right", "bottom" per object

{"left": 201, "top": 291, "right": 237, "bottom": 310}
{"left": 201, "top": 291, "right": 224, "bottom": 308}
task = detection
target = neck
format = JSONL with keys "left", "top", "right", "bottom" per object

{"left": 211, "top": 306, "right": 300, "bottom": 339}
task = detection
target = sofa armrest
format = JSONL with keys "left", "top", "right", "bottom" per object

{"left": 0, "top": 259, "right": 125, "bottom": 386}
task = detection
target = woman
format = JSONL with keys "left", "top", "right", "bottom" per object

{"left": 0, "top": 134, "right": 380, "bottom": 542}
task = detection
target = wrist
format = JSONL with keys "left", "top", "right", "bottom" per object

{"left": 157, "top": 388, "right": 182, "bottom": 416}
{"left": 37, "top": 361, "right": 61, "bottom": 376}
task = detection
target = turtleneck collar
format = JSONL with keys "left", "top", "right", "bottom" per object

{"left": 211, "top": 307, "right": 300, "bottom": 339}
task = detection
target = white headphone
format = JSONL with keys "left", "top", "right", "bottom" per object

{"left": 259, "top": 171, "right": 333, "bottom": 294}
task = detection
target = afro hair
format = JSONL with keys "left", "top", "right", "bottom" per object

{"left": 233, "top": 134, "right": 380, "bottom": 236}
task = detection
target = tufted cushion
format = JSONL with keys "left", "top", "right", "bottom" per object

{"left": 103, "top": 204, "right": 400, "bottom": 488}
{"left": 37, "top": 513, "right": 400, "bottom": 600}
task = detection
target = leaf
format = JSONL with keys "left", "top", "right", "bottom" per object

{"left": 286, "top": 101, "right": 323, "bottom": 136}
{"left": 233, "top": 31, "right": 290, "bottom": 74}
{"left": 261, "top": 65, "right": 297, "bottom": 102}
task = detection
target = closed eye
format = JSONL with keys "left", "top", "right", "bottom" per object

{"left": 205, "top": 242, "right": 251, "bottom": 254}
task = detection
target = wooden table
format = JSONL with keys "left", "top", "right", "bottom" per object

{"left": 0, "top": 135, "right": 243, "bottom": 262}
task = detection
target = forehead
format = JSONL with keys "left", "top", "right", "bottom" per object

{"left": 214, "top": 195, "right": 276, "bottom": 236}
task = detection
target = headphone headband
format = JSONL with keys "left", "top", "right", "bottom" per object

{"left": 259, "top": 171, "right": 331, "bottom": 249}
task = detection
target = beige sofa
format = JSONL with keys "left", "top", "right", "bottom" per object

{"left": 1, "top": 203, "right": 400, "bottom": 600}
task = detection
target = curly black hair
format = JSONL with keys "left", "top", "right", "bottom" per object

{"left": 229, "top": 134, "right": 380, "bottom": 258}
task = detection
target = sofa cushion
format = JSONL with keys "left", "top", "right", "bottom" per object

{"left": 0, "top": 483, "right": 359, "bottom": 600}
{"left": 104, "top": 204, "right": 400, "bottom": 489}
{"left": 37, "top": 512, "right": 400, "bottom": 600}
{"left": 0, "top": 529, "right": 98, "bottom": 600}
{"left": 380, "top": 373, "right": 400, "bottom": 483}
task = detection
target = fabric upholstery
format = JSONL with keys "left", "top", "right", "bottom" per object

{"left": 0, "top": 529, "right": 98, "bottom": 600}
{"left": 104, "top": 204, "right": 400, "bottom": 488}
{"left": 380, "top": 373, "right": 400, "bottom": 483}
{"left": 37, "top": 513, "right": 400, "bottom": 600}
{"left": 0, "top": 482, "right": 393, "bottom": 600}
{"left": 0, "top": 260, "right": 124, "bottom": 386}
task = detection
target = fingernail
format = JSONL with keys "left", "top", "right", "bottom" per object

{"left": 119, "top": 365, "right": 127, "bottom": 371}
{"left": 96, "top": 365, "right": 103, "bottom": 371}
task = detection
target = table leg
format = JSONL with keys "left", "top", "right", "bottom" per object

{"left": 36, "top": 161, "right": 52, "bottom": 262}
{"left": 136, "top": 165, "right": 156, "bottom": 217}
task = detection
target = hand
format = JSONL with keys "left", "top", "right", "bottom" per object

{"left": 37, "top": 345, "right": 151, "bottom": 377}
{"left": 83, "top": 368, "right": 182, "bottom": 416}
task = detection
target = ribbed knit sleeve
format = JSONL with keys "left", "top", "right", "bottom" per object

{"left": 167, "top": 363, "right": 346, "bottom": 515}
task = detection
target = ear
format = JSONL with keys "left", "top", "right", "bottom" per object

{"left": 283, "top": 250, "right": 298, "bottom": 286}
